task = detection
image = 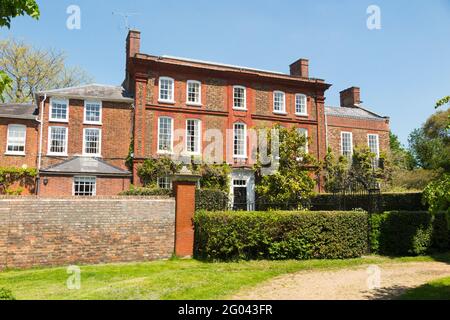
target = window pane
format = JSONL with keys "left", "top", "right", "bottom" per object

{"left": 158, "top": 176, "right": 172, "bottom": 190}
{"left": 274, "top": 92, "right": 285, "bottom": 112}
{"left": 7, "top": 125, "right": 26, "bottom": 153}
{"left": 85, "top": 102, "right": 101, "bottom": 123}
{"left": 49, "top": 127, "right": 67, "bottom": 154}
{"left": 341, "top": 133, "right": 352, "bottom": 157}
{"left": 296, "top": 95, "right": 307, "bottom": 114}
{"left": 297, "top": 128, "right": 308, "bottom": 153}
{"left": 74, "top": 177, "right": 96, "bottom": 196}
{"left": 187, "top": 81, "right": 200, "bottom": 104}
{"left": 234, "top": 87, "right": 246, "bottom": 109}
{"left": 84, "top": 129, "right": 101, "bottom": 155}
{"left": 160, "top": 78, "right": 174, "bottom": 101}
{"left": 51, "top": 100, "right": 68, "bottom": 120}
{"left": 158, "top": 118, "right": 173, "bottom": 152}
{"left": 186, "top": 119, "right": 200, "bottom": 153}
{"left": 234, "top": 123, "right": 246, "bottom": 157}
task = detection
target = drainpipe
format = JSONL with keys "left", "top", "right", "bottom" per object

{"left": 36, "top": 94, "right": 47, "bottom": 195}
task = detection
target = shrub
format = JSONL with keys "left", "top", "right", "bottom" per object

{"left": 423, "top": 173, "right": 450, "bottom": 214}
{"left": 0, "top": 167, "right": 37, "bottom": 195}
{"left": 120, "top": 186, "right": 172, "bottom": 196}
{"left": 196, "top": 189, "right": 229, "bottom": 211}
{"left": 310, "top": 192, "right": 427, "bottom": 212}
{"left": 370, "top": 211, "right": 449, "bottom": 256}
{"left": 194, "top": 210, "right": 369, "bottom": 261}
{"left": 0, "top": 288, "right": 15, "bottom": 300}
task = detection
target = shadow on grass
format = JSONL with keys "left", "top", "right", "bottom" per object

{"left": 399, "top": 281, "right": 450, "bottom": 300}
{"left": 364, "top": 285, "right": 411, "bottom": 300}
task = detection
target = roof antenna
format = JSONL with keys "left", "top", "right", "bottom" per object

{"left": 112, "top": 12, "right": 140, "bottom": 30}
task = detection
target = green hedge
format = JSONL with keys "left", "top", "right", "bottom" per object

{"left": 120, "top": 186, "right": 173, "bottom": 196}
{"left": 195, "top": 189, "right": 229, "bottom": 211}
{"left": 370, "top": 211, "right": 449, "bottom": 256}
{"left": 0, "top": 288, "right": 15, "bottom": 300}
{"left": 194, "top": 210, "right": 369, "bottom": 261}
{"left": 311, "top": 192, "right": 427, "bottom": 212}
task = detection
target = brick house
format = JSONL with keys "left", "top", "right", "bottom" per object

{"left": 0, "top": 30, "right": 390, "bottom": 202}
{"left": 124, "top": 30, "right": 390, "bottom": 209}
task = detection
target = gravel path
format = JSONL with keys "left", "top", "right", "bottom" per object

{"left": 232, "top": 262, "right": 450, "bottom": 300}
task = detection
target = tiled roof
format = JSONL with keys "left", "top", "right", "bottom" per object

{"left": 41, "top": 157, "right": 131, "bottom": 176}
{"left": 0, "top": 103, "right": 37, "bottom": 120}
{"left": 325, "top": 105, "right": 388, "bottom": 121}
{"left": 36, "top": 84, "right": 134, "bottom": 102}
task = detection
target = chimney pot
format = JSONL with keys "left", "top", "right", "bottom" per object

{"left": 290, "top": 58, "right": 309, "bottom": 78}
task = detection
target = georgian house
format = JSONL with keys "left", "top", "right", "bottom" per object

{"left": 0, "top": 30, "right": 390, "bottom": 204}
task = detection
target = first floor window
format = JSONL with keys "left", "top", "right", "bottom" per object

{"left": 159, "top": 77, "right": 174, "bottom": 102}
{"left": 368, "top": 134, "right": 380, "bottom": 167}
{"left": 50, "top": 98, "right": 69, "bottom": 121}
{"left": 158, "top": 176, "right": 172, "bottom": 190}
{"left": 186, "top": 119, "right": 201, "bottom": 154}
{"left": 187, "top": 80, "right": 201, "bottom": 104}
{"left": 85, "top": 101, "right": 102, "bottom": 124}
{"left": 158, "top": 117, "right": 173, "bottom": 153}
{"left": 83, "top": 128, "right": 101, "bottom": 156}
{"left": 73, "top": 176, "right": 96, "bottom": 196}
{"left": 297, "top": 128, "right": 309, "bottom": 153}
{"left": 6, "top": 124, "right": 26, "bottom": 154}
{"left": 48, "top": 126, "right": 68, "bottom": 155}
{"left": 233, "top": 123, "right": 247, "bottom": 158}
{"left": 233, "top": 86, "right": 246, "bottom": 110}
{"left": 274, "top": 91, "right": 286, "bottom": 113}
{"left": 295, "top": 94, "right": 307, "bottom": 115}
{"left": 341, "top": 132, "right": 353, "bottom": 158}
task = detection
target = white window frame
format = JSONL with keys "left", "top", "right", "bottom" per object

{"left": 233, "top": 122, "right": 247, "bottom": 159}
{"left": 273, "top": 91, "right": 286, "bottom": 114}
{"left": 5, "top": 124, "right": 26, "bottom": 155}
{"left": 84, "top": 100, "right": 102, "bottom": 125}
{"left": 341, "top": 132, "right": 353, "bottom": 158}
{"left": 157, "top": 116, "right": 174, "bottom": 154}
{"left": 186, "top": 80, "right": 202, "bottom": 106}
{"left": 295, "top": 94, "right": 308, "bottom": 116}
{"left": 368, "top": 134, "right": 380, "bottom": 158}
{"left": 157, "top": 176, "right": 173, "bottom": 190}
{"left": 233, "top": 86, "right": 247, "bottom": 110}
{"left": 47, "top": 126, "right": 68, "bottom": 156}
{"left": 297, "top": 128, "right": 309, "bottom": 154}
{"left": 185, "top": 119, "right": 201, "bottom": 155}
{"left": 73, "top": 176, "right": 97, "bottom": 196}
{"left": 49, "top": 98, "right": 69, "bottom": 123}
{"left": 158, "top": 76, "right": 175, "bottom": 104}
{"left": 83, "top": 128, "right": 102, "bottom": 157}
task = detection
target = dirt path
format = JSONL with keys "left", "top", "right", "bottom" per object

{"left": 232, "top": 262, "right": 450, "bottom": 300}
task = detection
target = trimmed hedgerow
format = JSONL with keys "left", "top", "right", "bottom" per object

{"left": 194, "top": 210, "right": 369, "bottom": 261}
{"left": 370, "top": 211, "right": 449, "bottom": 256}
{"left": 310, "top": 192, "right": 427, "bottom": 212}
{"left": 0, "top": 288, "right": 15, "bottom": 300}
{"left": 120, "top": 186, "right": 172, "bottom": 196}
{"left": 195, "top": 189, "right": 229, "bottom": 211}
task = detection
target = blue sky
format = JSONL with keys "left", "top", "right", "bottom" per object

{"left": 1, "top": 0, "right": 449, "bottom": 145}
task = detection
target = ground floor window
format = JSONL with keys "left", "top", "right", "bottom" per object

{"left": 157, "top": 176, "right": 172, "bottom": 190}
{"left": 73, "top": 176, "right": 96, "bottom": 196}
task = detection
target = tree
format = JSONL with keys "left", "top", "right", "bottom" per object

{"left": 408, "top": 109, "right": 450, "bottom": 172}
{"left": 255, "top": 126, "right": 318, "bottom": 209}
{"left": 389, "top": 132, "right": 415, "bottom": 170}
{"left": 0, "top": 0, "right": 40, "bottom": 99}
{"left": 435, "top": 96, "right": 449, "bottom": 129}
{"left": 0, "top": 0, "right": 40, "bottom": 28}
{"left": 0, "top": 38, "right": 93, "bottom": 103}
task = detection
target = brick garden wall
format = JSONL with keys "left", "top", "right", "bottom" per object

{"left": 0, "top": 197, "right": 175, "bottom": 270}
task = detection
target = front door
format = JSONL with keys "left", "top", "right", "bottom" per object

{"left": 233, "top": 186, "right": 247, "bottom": 211}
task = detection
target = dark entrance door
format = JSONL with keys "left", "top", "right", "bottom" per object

{"left": 233, "top": 187, "right": 247, "bottom": 211}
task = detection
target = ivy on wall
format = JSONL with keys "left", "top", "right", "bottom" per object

{"left": 0, "top": 167, "right": 37, "bottom": 195}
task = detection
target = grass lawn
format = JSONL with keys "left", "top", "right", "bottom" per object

{"left": 400, "top": 276, "right": 450, "bottom": 300}
{"left": 0, "top": 254, "right": 449, "bottom": 300}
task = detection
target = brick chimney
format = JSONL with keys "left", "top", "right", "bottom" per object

{"left": 340, "top": 87, "right": 361, "bottom": 108}
{"left": 126, "top": 29, "right": 141, "bottom": 59}
{"left": 289, "top": 58, "right": 309, "bottom": 78}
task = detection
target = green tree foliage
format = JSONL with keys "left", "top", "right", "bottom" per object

{"left": 137, "top": 157, "right": 181, "bottom": 187}
{"left": 389, "top": 132, "right": 415, "bottom": 170}
{"left": 255, "top": 126, "right": 317, "bottom": 208}
{"left": 408, "top": 109, "right": 450, "bottom": 172}
{"left": 0, "top": 166, "right": 37, "bottom": 195}
{"left": 0, "top": 38, "right": 92, "bottom": 103}
{"left": 435, "top": 96, "right": 450, "bottom": 129}
{"left": 192, "top": 163, "right": 231, "bottom": 192}
{"left": 423, "top": 173, "right": 450, "bottom": 214}
{"left": 0, "top": 0, "right": 39, "bottom": 28}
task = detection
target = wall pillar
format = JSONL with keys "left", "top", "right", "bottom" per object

{"left": 172, "top": 167, "right": 201, "bottom": 258}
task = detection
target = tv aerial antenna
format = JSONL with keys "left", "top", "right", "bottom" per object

{"left": 112, "top": 12, "right": 140, "bottom": 30}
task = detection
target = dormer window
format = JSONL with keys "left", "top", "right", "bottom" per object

{"left": 295, "top": 94, "right": 307, "bottom": 116}
{"left": 49, "top": 98, "right": 69, "bottom": 122}
{"left": 159, "top": 77, "right": 175, "bottom": 103}
{"left": 187, "top": 80, "right": 201, "bottom": 105}
{"left": 233, "top": 86, "right": 247, "bottom": 110}
{"left": 273, "top": 91, "right": 286, "bottom": 114}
